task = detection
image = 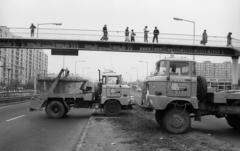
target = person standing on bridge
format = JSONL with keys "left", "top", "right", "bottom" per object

{"left": 201, "top": 30, "right": 208, "bottom": 45}
{"left": 100, "top": 25, "right": 108, "bottom": 41}
{"left": 30, "top": 23, "right": 36, "bottom": 37}
{"left": 125, "top": 27, "right": 130, "bottom": 42}
{"left": 153, "top": 27, "right": 160, "bottom": 43}
{"left": 144, "top": 26, "right": 149, "bottom": 42}
{"left": 226, "top": 32, "right": 232, "bottom": 47}
{"left": 131, "top": 29, "right": 136, "bottom": 42}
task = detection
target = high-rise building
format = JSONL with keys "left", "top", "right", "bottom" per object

{"left": 0, "top": 26, "right": 48, "bottom": 86}
{"left": 196, "top": 60, "right": 240, "bottom": 81}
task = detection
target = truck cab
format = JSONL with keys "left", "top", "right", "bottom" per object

{"left": 97, "top": 72, "right": 135, "bottom": 116}
{"left": 141, "top": 58, "right": 198, "bottom": 110}
{"left": 140, "top": 58, "right": 203, "bottom": 134}
{"left": 140, "top": 58, "right": 240, "bottom": 134}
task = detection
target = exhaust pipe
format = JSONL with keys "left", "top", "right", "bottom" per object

{"left": 98, "top": 69, "right": 101, "bottom": 82}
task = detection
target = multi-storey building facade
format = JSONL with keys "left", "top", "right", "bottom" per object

{"left": 196, "top": 60, "right": 240, "bottom": 91}
{"left": 0, "top": 26, "right": 48, "bottom": 86}
{"left": 196, "top": 60, "right": 240, "bottom": 81}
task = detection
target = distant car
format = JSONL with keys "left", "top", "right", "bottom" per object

{"left": 136, "top": 88, "right": 142, "bottom": 92}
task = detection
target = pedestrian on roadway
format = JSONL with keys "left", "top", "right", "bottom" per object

{"left": 125, "top": 27, "right": 130, "bottom": 42}
{"left": 100, "top": 25, "right": 108, "bottom": 41}
{"left": 131, "top": 29, "right": 136, "bottom": 42}
{"left": 153, "top": 27, "right": 159, "bottom": 43}
{"left": 30, "top": 23, "right": 36, "bottom": 37}
{"left": 226, "top": 32, "right": 232, "bottom": 47}
{"left": 143, "top": 26, "right": 149, "bottom": 42}
{"left": 201, "top": 30, "right": 208, "bottom": 45}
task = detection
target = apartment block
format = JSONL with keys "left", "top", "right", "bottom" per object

{"left": 196, "top": 60, "right": 240, "bottom": 81}
{"left": 0, "top": 26, "right": 48, "bottom": 85}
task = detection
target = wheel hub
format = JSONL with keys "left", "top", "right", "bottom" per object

{"left": 52, "top": 106, "right": 60, "bottom": 113}
{"left": 169, "top": 114, "right": 184, "bottom": 128}
{"left": 108, "top": 104, "right": 116, "bottom": 113}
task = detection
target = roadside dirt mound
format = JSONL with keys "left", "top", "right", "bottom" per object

{"left": 81, "top": 106, "right": 239, "bottom": 151}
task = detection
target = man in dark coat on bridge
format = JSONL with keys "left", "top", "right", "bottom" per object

{"left": 153, "top": 27, "right": 159, "bottom": 43}
{"left": 30, "top": 23, "right": 36, "bottom": 37}
{"left": 100, "top": 25, "right": 108, "bottom": 41}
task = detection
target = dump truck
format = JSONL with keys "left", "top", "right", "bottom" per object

{"left": 29, "top": 69, "right": 135, "bottom": 118}
{"left": 140, "top": 58, "right": 240, "bottom": 134}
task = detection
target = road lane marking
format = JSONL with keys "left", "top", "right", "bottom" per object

{"left": 6, "top": 115, "right": 25, "bottom": 122}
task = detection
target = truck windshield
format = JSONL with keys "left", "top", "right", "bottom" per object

{"left": 169, "top": 62, "right": 189, "bottom": 76}
{"left": 107, "top": 76, "right": 119, "bottom": 84}
{"left": 154, "top": 61, "right": 167, "bottom": 76}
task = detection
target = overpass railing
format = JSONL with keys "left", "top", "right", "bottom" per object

{"left": 8, "top": 27, "right": 240, "bottom": 48}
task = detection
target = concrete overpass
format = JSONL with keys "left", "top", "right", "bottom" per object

{"left": 0, "top": 27, "right": 240, "bottom": 88}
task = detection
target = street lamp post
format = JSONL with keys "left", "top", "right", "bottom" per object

{"left": 37, "top": 23, "right": 62, "bottom": 38}
{"left": 75, "top": 60, "right": 86, "bottom": 76}
{"left": 139, "top": 61, "right": 148, "bottom": 78}
{"left": 173, "top": 17, "right": 195, "bottom": 60}
{"left": 131, "top": 67, "right": 138, "bottom": 88}
{"left": 82, "top": 68, "right": 90, "bottom": 78}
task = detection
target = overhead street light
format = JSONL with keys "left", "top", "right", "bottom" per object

{"left": 139, "top": 61, "right": 148, "bottom": 78}
{"left": 173, "top": 17, "right": 195, "bottom": 60}
{"left": 37, "top": 23, "right": 62, "bottom": 38}
{"left": 75, "top": 60, "right": 86, "bottom": 76}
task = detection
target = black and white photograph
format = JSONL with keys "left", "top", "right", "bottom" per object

{"left": 0, "top": 0, "right": 240, "bottom": 151}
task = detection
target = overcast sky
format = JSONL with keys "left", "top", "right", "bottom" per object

{"left": 1, "top": 0, "right": 240, "bottom": 81}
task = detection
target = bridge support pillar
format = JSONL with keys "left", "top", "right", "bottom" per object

{"left": 232, "top": 56, "right": 239, "bottom": 90}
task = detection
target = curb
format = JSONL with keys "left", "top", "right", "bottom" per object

{"left": 75, "top": 109, "right": 95, "bottom": 151}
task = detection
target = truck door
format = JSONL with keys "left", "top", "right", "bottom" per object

{"left": 167, "top": 62, "right": 191, "bottom": 97}
{"left": 106, "top": 76, "right": 121, "bottom": 98}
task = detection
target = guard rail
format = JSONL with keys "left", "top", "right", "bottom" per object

{"left": 0, "top": 95, "right": 39, "bottom": 104}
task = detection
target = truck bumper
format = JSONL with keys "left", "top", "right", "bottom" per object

{"left": 138, "top": 104, "right": 154, "bottom": 112}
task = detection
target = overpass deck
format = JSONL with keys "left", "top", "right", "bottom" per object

{"left": 0, "top": 27, "right": 239, "bottom": 57}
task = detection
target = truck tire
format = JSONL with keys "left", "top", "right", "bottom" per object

{"left": 104, "top": 101, "right": 121, "bottom": 116}
{"left": 197, "top": 76, "right": 207, "bottom": 101}
{"left": 46, "top": 101, "right": 65, "bottom": 118}
{"left": 162, "top": 108, "right": 191, "bottom": 134}
{"left": 225, "top": 115, "right": 240, "bottom": 130}
{"left": 155, "top": 110, "right": 164, "bottom": 127}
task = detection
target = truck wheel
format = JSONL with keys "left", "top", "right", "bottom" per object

{"left": 104, "top": 101, "right": 121, "bottom": 116}
{"left": 197, "top": 76, "right": 207, "bottom": 101}
{"left": 155, "top": 110, "right": 164, "bottom": 127}
{"left": 226, "top": 115, "right": 240, "bottom": 130}
{"left": 46, "top": 101, "right": 65, "bottom": 118}
{"left": 162, "top": 108, "right": 191, "bottom": 134}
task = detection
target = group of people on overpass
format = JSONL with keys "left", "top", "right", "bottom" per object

{"left": 100, "top": 24, "right": 233, "bottom": 47}
{"left": 200, "top": 30, "right": 233, "bottom": 47}
{"left": 100, "top": 25, "right": 160, "bottom": 43}
{"left": 29, "top": 23, "right": 233, "bottom": 47}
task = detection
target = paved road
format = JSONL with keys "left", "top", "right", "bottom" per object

{"left": 0, "top": 102, "right": 93, "bottom": 151}
{"left": 131, "top": 91, "right": 240, "bottom": 148}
